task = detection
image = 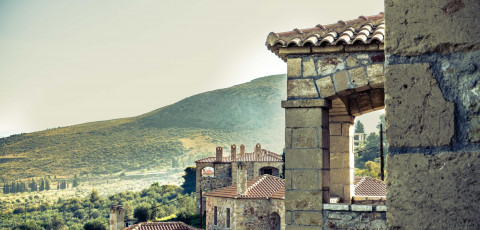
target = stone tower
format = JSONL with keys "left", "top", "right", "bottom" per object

{"left": 109, "top": 205, "right": 125, "bottom": 230}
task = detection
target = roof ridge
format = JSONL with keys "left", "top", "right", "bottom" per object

{"left": 246, "top": 174, "right": 268, "bottom": 195}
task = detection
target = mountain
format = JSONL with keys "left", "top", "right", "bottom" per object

{"left": 0, "top": 74, "right": 286, "bottom": 180}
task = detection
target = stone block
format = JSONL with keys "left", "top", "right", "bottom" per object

{"left": 311, "top": 45, "right": 344, "bottom": 53}
{"left": 345, "top": 44, "right": 380, "bottom": 52}
{"left": 279, "top": 47, "right": 311, "bottom": 54}
{"left": 387, "top": 152, "right": 480, "bottom": 229}
{"left": 315, "top": 77, "right": 336, "bottom": 98}
{"left": 385, "top": 63, "right": 454, "bottom": 147}
{"left": 288, "top": 58, "right": 302, "bottom": 78}
{"left": 287, "top": 79, "right": 319, "bottom": 98}
{"left": 330, "top": 152, "right": 350, "bottom": 169}
{"left": 370, "top": 89, "right": 385, "bottom": 109}
{"left": 294, "top": 211, "right": 322, "bottom": 226}
{"left": 330, "top": 168, "right": 351, "bottom": 185}
{"left": 330, "top": 123, "right": 342, "bottom": 136}
{"left": 346, "top": 56, "right": 359, "bottom": 67}
{"left": 385, "top": 0, "right": 480, "bottom": 55}
{"left": 376, "top": 205, "right": 387, "bottom": 212}
{"left": 317, "top": 57, "right": 345, "bottom": 75}
{"left": 323, "top": 203, "right": 349, "bottom": 211}
{"left": 303, "top": 58, "right": 317, "bottom": 77}
{"left": 285, "top": 169, "right": 292, "bottom": 190}
{"left": 351, "top": 205, "right": 372, "bottom": 212}
{"left": 357, "top": 93, "right": 373, "bottom": 112}
{"left": 356, "top": 54, "right": 369, "bottom": 59}
{"left": 333, "top": 71, "right": 349, "bottom": 93}
{"left": 329, "top": 184, "right": 344, "bottom": 198}
{"left": 292, "top": 128, "right": 318, "bottom": 148}
{"left": 287, "top": 225, "right": 323, "bottom": 230}
{"left": 349, "top": 67, "right": 369, "bottom": 90}
{"left": 330, "top": 136, "right": 350, "bottom": 153}
{"left": 285, "top": 128, "right": 292, "bottom": 148}
{"left": 286, "top": 108, "right": 325, "bottom": 128}
{"left": 367, "top": 63, "right": 385, "bottom": 88}
{"left": 285, "top": 211, "right": 292, "bottom": 225}
{"left": 329, "top": 115, "right": 354, "bottom": 123}
{"left": 281, "top": 99, "right": 331, "bottom": 109}
{"left": 293, "top": 169, "right": 322, "bottom": 190}
{"left": 285, "top": 149, "right": 324, "bottom": 169}
{"left": 285, "top": 190, "right": 324, "bottom": 211}
{"left": 341, "top": 123, "right": 352, "bottom": 137}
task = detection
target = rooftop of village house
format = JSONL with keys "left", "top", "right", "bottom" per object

{"left": 125, "top": 221, "right": 201, "bottom": 230}
{"left": 205, "top": 174, "right": 285, "bottom": 199}
{"left": 195, "top": 144, "right": 283, "bottom": 163}
{"left": 266, "top": 12, "right": 385, "bottom": 61}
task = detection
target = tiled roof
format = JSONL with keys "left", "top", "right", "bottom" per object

{"left": 266, "top": 13, "right": 385, "bottom": 61}
{"left": 125, "top": 222, "right": 201, "bottom": 230}
{"left": 205, "top": 174, "right": 285, "bottom": 199}
{"left": 354, "top": 176, "right": 386, "bottom": 197}
{"left": 195, "top": 150, "right": 282, "bottom": 163}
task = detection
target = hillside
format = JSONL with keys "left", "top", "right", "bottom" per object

{"left": 0, "top": 74, "right": 286, "bottom": 180}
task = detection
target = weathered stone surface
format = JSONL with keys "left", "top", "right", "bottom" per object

{"left": 288, "top": 58, "right": 302, "bottom": 78}
{"left": 317, "top": 57, "right": 345, "bottom": 75}
{"left": 286, "top": 108, "right": 325, "bottom": 128}
{"left": 356, "top": 54, "right": 369, "bottom": 59}
{"left": 330, "top": 152, "right": 350, "bottom": 169}
{"left": 294, "top": 211, "right": 322, "bottom": 226}
{"left": 287, "top": 79, "right": 318, "bottom": 98}
{"left": 315, "top": 77, "right": 336, "bottom": 98}
{"left": 367, "top": 64, "right": 385, "bottom": 86}
{"left": 350, "top": 205, "right": 372, "bottom": 212}
{"left": 329, "top": 168, "right": 351, "bottom": 185}
{"left": 385, "top": 63, "right": 454, "bottom": 147}
{"left": 292, "top": 169, "right": 321, "bottom": 190}
{"left": 346, "top": 56, "right": 359, "bottom": 67}
{"left": 281, "top": 99, "right": 331, "bottom": 109}
{"left": 285, "top": 128, "right": 292, "bottom": 148}
{"left": 323, "top": 208, "right": 387, "bottom": 230}
{"left": 330, "top": 136, "right": 350, "bottom": 153}
{"left": 348, "top": 67, "right": 368, "bottom": 89}
{"left": 292, "top": 128, "right": 318, "bottom": 148}
{"left": 285, "top": 190, "right": 323, "bottom": 211}
{"left": 303, "top": 58, "right": 317, "bottom": 77}
{"left": 385, "top": 0, "right": 480, "bottom": 55}
{"left": 387, "top": 152, "right": 480, "bottom": 229}
{"left": 323, "top": 204, "right": 349, "bottom": 211}
{"left": 333, "top": 71, "right": 349, "bottom": 93}
{"left": 329, "top": 123, "right": 342, "bottom": 136}
{"left": 285, "top": 149, "right": 324, "bottom": 169}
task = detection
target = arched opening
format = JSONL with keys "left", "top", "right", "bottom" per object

{"left": 201, "top": 167, "right": 214, "bottom": 177}
{"left": 269, "top": 212, "right": 281, "bottom": 230}
{"left": 259, "top": 166, "right": 279, "bottom": 176}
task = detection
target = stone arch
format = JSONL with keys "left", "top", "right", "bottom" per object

{"left": 201, "top": 166, "right": 215, "bottom": 177}
{"left": 259, "top": 166, "right": 280, "bottom": 176}
{"left": 269, "top": 212, "right": 281, "bottom": 230}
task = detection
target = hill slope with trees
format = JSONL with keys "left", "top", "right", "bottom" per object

{"left": 0, "top": 75, "right": 286, "bottom": 181}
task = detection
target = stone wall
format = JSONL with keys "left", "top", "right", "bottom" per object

{"left": 322, "top": 204, "right": 386, "bottom": 230}
{"left": 205, "top": 196, "right": 285, "bottom": 230}
{"left": 384, "top": 0, "right": 480, "bottom": 228}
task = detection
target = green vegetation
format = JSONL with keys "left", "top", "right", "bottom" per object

{"left": 354, "top": 114, "right": 387, "bottom": 179}
{"left": 0, "top": 74, "right": 286, "bottom": 181}
{"left": 0, "top": 182, "right": 198, "bottom": 229}
{"left": 354, "top": 120, "right": 365, "bottom": 133}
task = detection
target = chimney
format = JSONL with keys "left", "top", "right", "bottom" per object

{"left": 109, "top": 205, "right": 125, "bottom": 230}
{"left": 236, "top": 162, "right": 247, "bottom": 195}
{"left": 231, "top": 144, "right": 237, "bottom": 161}
{"left": 240, "top": 144, "right": 245, "bottom": 158}
{"left": 216, "top": 146, "right": 223, "bottom": 162}
{"left": 254, "top": 143, "right": 262, "bottom": 159}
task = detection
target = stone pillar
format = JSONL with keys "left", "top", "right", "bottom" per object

{"left": 215, "top": 146, "right": 223, "bottom": 162}
{"left": 282, "top": 99, "right": 330, "bottom": 229}
{"left": 231, "top": 144, "right": 237, "bottom": 161}
{"left": 329, "top": 114, "right": 354, "bottom": 203}
{"left": 385, "top": 0, "right": 480, "bottom": 228}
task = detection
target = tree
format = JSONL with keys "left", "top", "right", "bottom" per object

{"left": 355, "top": 120, "right": 365, "bottom": 133}
{"left": 73, "top": 174, "right": 79, "bottom": 187}
{"left": 83, "top": 219, "right": 106, "bottom": 230}
{"left": 355, "top": 161, "right": 381, "bottom": 179}
{"left": 39, "top": 178, "right": 45, "bottom": 191}
{"left": 90, "top": 189, "right": 100, "bottom": 203}
{"left": 49, "top": 214, "right": 65, "bottom": 230}
{"left": 134, "top": 204, "right": 151, "bottom": 222}
{"left": 12, "top": 221, "right": 44, "bottom": 230}
{"left": 45, "top": 179, "right": 51, "bottom": 190}
{"left": 181, "top": 166, "right": 196, "bottom": 194}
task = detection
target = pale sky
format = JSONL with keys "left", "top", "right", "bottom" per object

{"left": 0, "top": 0, "right": 384, "bottom": 137}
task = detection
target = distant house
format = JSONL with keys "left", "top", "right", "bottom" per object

{"left": 352, "top": 176, "right": 387, "bottom": 204}
{"left": 195, "top": 143, "right": 283, "bottom": 213}
{"left": 353, "top": 132, "right": 367, "bottom": 149}
{"left": 125, "top": 222, "right": 201, "bottom": 230}
{"left": 205, "top": 163, "right": 285, "bottom": 230}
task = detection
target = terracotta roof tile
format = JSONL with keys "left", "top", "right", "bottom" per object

{"left": 195, "top": 150, "right": 282, "bottom": 163}
{"left": 205, "top": 175, "right": 285, "bottom": 199}
{"left": 354, "top": 176, "right": 387, "bottom": 197}
{"left": 125, "top": 222, "right": 201, "bottom": 230}
{"left": 266, "top": 13, "right": 385, "bottom": 61}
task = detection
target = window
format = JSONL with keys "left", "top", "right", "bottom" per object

{"left": 263, "top": 169, "right": 273, "bottom": 175}
{"left": 214, "top": 206, "right": 217, "bottom": 225}
{"left": 226, "top": 208, "right": 230, "bottom": 228}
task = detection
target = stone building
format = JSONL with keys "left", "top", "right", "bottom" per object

{"left": 195, "top": 144, "right": 283, "bottom": 212}
{"left": 205, "top": 163, "right": 285, "bottom": 230}
{"left": 125, "top": 222, "right": 201, "bottom": 230}
{"left": 265, "top": 0, "right": 480, "bottom": 228}
{"left": 109, "top": 205, "right": 135, "bottom": 230}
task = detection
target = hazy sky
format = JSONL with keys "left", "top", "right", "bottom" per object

{"left": 0, "top": 0, "right": 384, "bottom": 137}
